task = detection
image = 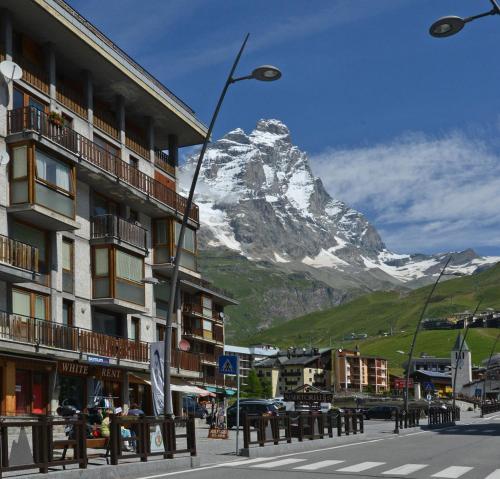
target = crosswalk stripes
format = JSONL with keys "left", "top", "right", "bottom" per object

{"left": 294, "top": 460, "right": 345, "bottom": 470}
{"left": 337, "top": 461, "right": 386, "bottom": 472}
{"left": 432, "top": 466, "right": 474, "bottom": 478}
{"left": 484, "top": 470, "right": 500, "bottom": 479}
{"left": 223, "top": 457, "right": 278, "bottom": 467}
{"left": 251, "top": 458, "right": 306, "bottom": 468}
{"left": 382, "top": 464, "right": 428, "bottom": 475}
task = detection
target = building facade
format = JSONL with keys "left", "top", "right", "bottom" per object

{"left": 332, "top": 349, "right": 388, "bottom": 394}
{"left": 224, "top": 344, "right": 278, "bottom": 385}
{"left": 0, "top": 0, "right": 235, "bottom": 416}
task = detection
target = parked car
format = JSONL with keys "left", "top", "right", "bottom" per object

{"left": 182, "top": 397, "right": 208, "bottom": 419}
{"left": 364, "top": 406, "right": 399, "bottom": 420}
{"left": 227, "top": 400, "right": 279, "bottom": 428}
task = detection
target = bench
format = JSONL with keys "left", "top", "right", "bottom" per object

{"left": 53, "top": 437, "right": 110, "bottom": 467}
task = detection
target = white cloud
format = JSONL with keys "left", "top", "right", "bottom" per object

{"left": 310, "top": 131, "right": 500, "bottom": 253}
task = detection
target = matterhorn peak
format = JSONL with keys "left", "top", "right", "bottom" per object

{"left": 221, "top": 127, "right": 250, "bottom": 144}
{"left": 250, "top": 118, "right": 291, "bottom": 146}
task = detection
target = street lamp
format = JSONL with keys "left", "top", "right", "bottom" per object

{"left": 429, "top": 0, "right": 500, "bottom": 38}
{"left": 481, "top": 331, "right": 500, "bottom": 416}
{"left": 160, "top": 33, "right": 280, "bottom": 418}
{"left": 403, "top": 258, "right": 465, "bottom": 412}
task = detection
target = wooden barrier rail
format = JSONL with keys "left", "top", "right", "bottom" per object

{"left": 428, "top": 406, "right": 460, "bottom": 427}
{"left": 394, "top": 408, "right": 423, "bottom": 433}
{"left": 0, "top": 415, "right": 87, "bottom": 477}
{"left": 481, "top": 402, "right": 500, "bottom": 416}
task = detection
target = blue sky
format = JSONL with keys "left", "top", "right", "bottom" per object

{"left": 68, "top": 0, "right": 500, "bottom": 256}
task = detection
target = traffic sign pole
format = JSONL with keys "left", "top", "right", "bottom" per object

{"left": 236, "top": 355, "right": 240, "bottom": 456}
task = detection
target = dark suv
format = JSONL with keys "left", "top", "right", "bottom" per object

{"left": 364, "top": 406, "right": 399, "bottom": 420}
{"left": 227, "top": 401, "right": 279, "bottom": 428}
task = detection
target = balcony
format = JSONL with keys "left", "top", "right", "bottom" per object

{"left": 90, "top": 215, "right": 148, "bottom": 254}
{"left": 154, "top": 150, "right": 176, "bottom": 177}
{"left": 15, "top": 54, "right": 49, "bottom": 95}
{"left": 171, "top": 350, "right": 200, "bottom": 374}
{"left": 0, "top": 234, "right": 39, "bottom": 283}
{"left": 7, "top": 107, "right": 199, "bottom": 225}
{"left": 183, "top": 326, "right": 224, "bottom": 345}
{"left": 56, "top": 79, "right": 87, "bottom": 119}
{"left": 182, "top": 302, "right": 221, "bottom": 322}
{"left": 200, "top": 352, "right": 218, "bottom": 365}
{"left": 0, "top": 310, "right": 149, "bottom": 363}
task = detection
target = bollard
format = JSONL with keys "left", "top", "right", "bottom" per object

{"left": 394, "top": 409, "right": 400, "bottom": 434}
{"left": 337, "top": 413, "right": 342, "bottom": 436}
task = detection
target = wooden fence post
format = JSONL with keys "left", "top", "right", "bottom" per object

{"left": 38, "top": 416, "right": 49, "bottom": 474}
{"left": 77, "top": 413, "right": 88, "bottom": 469}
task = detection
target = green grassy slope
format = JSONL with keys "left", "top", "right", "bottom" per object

{"left": 247, "top": 264, "right": 500, "bottom": 372}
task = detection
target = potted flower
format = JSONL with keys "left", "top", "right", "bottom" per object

{"left": 48, "top": 111, "right": 64, "bottom": 127}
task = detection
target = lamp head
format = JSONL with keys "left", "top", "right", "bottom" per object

{"left": 251, "top": 65, "right": 282, "bottom": 82}
{"left": 141, "top": 277, "right": 160, "bottom": 285}
{"left": 430, "top": 16, "right": 466, "bottom": 37}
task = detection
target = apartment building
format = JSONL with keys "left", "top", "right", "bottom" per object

{"left": 332, "top": 349, "right": 388, "bottom": 394}
{"left": 224, "top": 344, "right": 278, "bottom": 385}
{"left": 255, "top": 348, "right": 331, "bottom": 397}
{"left": 0, "top": 0, "right": 236, "bottom": 416}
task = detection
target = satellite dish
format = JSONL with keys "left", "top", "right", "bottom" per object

{"left": 0, "top": 151, "right": 9, "bottom": 166}
{"left": 0, "top": 61, "right": 23, "bottom": 82}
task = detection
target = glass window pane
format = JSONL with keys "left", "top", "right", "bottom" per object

{"left": 94, "top": 248, "right": 108, "bottom": 276}
{"left": 13, "top": 89, "right": 23, "bottom": 109}
{"left": 116, "top": 280, "right": 144, "bottom": 305}
{"left": 155, "top": 221, "right": 168, "bottom": 244}
{"left": 34, "top": 295, "right": 46, "bottom": 320}
{"left": 154, "top": 280, "right": 170, "bottom": 302}
{"left": 92, "top": 195, "right": 108, "bottom": 217}
{"left": 12, "top": 290, "right": 30, "bottom": 316}
{"left": 12, "top": 181, "right": 28, "bottom": 203}
{"left": 35, "top": 149, "right": 72, "bottom": 192}
{"left": 35, "top": 183, "right": 74, "bottom": 217}
{"left": 115, "top": 250, "right": 142, "bottom": 282}
{"left": 62, "top": 241, "right": 72, "bottom": 270}
{"left": 202, "top": 320, "right": 212, "bottom": 331}
{"left": 12, "top": 146, "right": 27, "bottom": 179}
{"left": 62, "top": 301, "right": 69, "bottom": 325}
{"left": 175, "top": 223, "right": 195, "bottom": 253}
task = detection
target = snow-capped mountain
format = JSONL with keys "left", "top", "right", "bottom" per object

{"left": 182, "top": 119, "right": 499, "bottom": 290}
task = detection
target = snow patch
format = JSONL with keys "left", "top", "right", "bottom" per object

{"left": 274, "top": 252, "right": 290, "bottom": 263}
{"left": 302, "top": 249, "right": 349, "bottom": 268}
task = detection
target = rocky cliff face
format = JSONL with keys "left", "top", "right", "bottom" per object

{"left": 181, "top": 119, "right": 499, "bottom": 338}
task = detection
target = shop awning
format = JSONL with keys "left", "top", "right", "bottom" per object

{"left": 206, "top": 386, "right": 237, "bottom": 396}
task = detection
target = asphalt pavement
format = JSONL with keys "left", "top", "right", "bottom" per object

{"left": 137, "top": 411, "right": 500, "bottom": 479}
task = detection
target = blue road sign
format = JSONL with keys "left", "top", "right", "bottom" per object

{"left": 218, "top": 355, "right": 238, "bottom": 375}
{"left": 475, "top": 388, "right": 482, "bottom": 397}
{"left": 424, "top": 382, "right": 434, "bottom": 391}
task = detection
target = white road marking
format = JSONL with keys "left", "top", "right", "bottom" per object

{"left": 337, "top": 461, "right": 386, "bottom": 472}
{"left": 465, "top": 429, "right": 477, "bottom": 432}
{"left": 484, "top": 469, "right": 500, "bottom": 479}
{"left": 223, "top": 458, "right": 279, "bottom": 466}
{"left": 431, "top": 466, "right": 473, "bottom": 478}
{"left": 252, "top": 458, "right": 306, "bottom": 468}
{"left": 382, "top": 464, "right": 428, "bottom": 475}
{"left": 294, "top": 460, "right": 345, "bottom": 470}
{"left": 484, "top": 429, "right": 496, "bottom": 433}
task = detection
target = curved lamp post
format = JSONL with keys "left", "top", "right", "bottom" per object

{"left": 430, "top": 0, "right": 500, "bottom": 37}
{"left": 147, "top": 34, "right": 281, "bottom": 419}
{"left": 403, "top": 257, "right": 466, "bottom": 412}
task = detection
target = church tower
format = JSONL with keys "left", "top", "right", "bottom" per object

{"left": 451, "top": 333, "right": 472, "bottom": 393}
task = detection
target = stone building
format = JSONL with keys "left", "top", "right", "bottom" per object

{"left": 0, "top": 0, "right": 236, "bottom": 416}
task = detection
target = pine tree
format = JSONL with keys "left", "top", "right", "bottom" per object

{"left": 242, "top": 370, "right": 263, "bottom": 398}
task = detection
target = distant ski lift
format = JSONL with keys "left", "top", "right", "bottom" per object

{"left": 0, "top": 61, "right": 23, "bottom": 82}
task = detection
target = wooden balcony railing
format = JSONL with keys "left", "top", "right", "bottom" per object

{"left": 125, "top": 131, "right": 149, "bottom": 161}
{"left": 171, "top": 349, "right": 200, "bottom": 372}
{"left": 182, "top": 302, "right": 221, "bottom": 321}
{"left": 0, "top": 234, "right": 39, "bottom": 273}
{"left": 0, "top": 311, "right": 149, "bottom": 363}
{"left": 8, "top": 107, "right": 199, "bottom": 223}
{"left": 183, "top": 326, "right": 224, "bottom": 344}
{"left": 56, "top": 80, "right": 87, "bottom": 119}
{"left": 93, "top": 104, "right": 120, "bottom": 140}
{"left": 15, "top": 55, "right": 49, "bottom": 94}
{"left": 154, "top": 149, "right": 176, "bottom": 177}
{"left": 213, "top": 326, "right": 224, "bottom": 343}
{"left": 91, "top": 214, "right": 147, "bottom": 251}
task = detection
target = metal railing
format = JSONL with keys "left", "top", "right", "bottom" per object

{"left": 0, "top": 234, "right": 39, "bottom": 273}
{"left": 0, "top": 310, "right": 149, "bottom": 363}
{"left": 481, "top": 402, "right": 500, "bottom": 416}
{"left": 7, "top": 107, "right": 199, "bottom": 223}
{"left": 91, "top": 214, "right": 148, "bottom": 251}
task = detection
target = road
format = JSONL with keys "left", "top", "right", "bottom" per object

{"left": 139, "top": 412, "right": 500, "bottom": 479}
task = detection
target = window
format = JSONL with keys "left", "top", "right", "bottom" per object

{"left": 92, "top": 247, "right": 144, "bottom": 305}
{"left": 174, "top": 222, "right": 196, "bottom": 270}
{"left": 92, "top": 309, "right": 123, "bottom": 337}
{"left": 156, "top": 324, "right": 165, "bottom": 341}
{"left": 154, "top": 279, "right": 170, "bottom": 320}
{"left": 34, "top": 149, "right": 74, "bottom": 217}
{"left": 92, "top": 193, "right": 118, "bottom": 217}
{"left": 62, "top": 238, "right": 74, "bottom": 293}
{"left": 130, "top": 317, "right": 140, "bottom": 342}
{"left": 153, "top": 219, "right": 170, "bottom": 264}
{"left": 202, "top": 296, "right": 212, "bottom": 318}
{"left": 12, "top": 289, "right": 48, "bottom": 319}
{"left": 62, "top": 300, "right": 73, "bottom": 327}
{"left": 130, "top": 156, "right": 139, "bottom": 169}
{"left": 202, "top": 319, "right": 213, "bottom": 340}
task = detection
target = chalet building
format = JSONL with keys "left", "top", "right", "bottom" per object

{"left": 224, "top": 344, "right": 278, "bottom": 385}
{"left": 332, "top": 349, "right": 388, "bottom": 394}
{"left": 0, "top": 0, "right": 236, "bottom": 416}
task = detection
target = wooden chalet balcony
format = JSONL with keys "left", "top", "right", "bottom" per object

{"left": 183, "top": 326, "right": 224, "bottom": 344}
{"left": 171, "top": 349, "right": 200, "bottom": 372}
{"left": 15, "top": 54, "right": 49, "bottom": 94}
{"left": 182, "top": 302, "right": 221, "bottom": 321}
{"left": 56, "top": 79, "right": 87, "bottom": 119}
{"left": 7, "top": 107, "right": 199, "bottom": 223}
{"left": 91, "top": 214, "right": 147, "bottom": 252}
{"left": 0, "top": 311, "right": 149, "bottom": 363}
{"left": 0, "top": 234, "right": 39, "bottom": 274}
{"left": 154, "top": 150, "right": 176, "bottom": 177}
{"left": 93, "top": 104, "right": 120, "bottom": 140}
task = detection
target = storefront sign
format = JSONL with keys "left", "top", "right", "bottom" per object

{"left": 58, "top": 361, "right": 121, "bottom": 380}
{"left": 87, "top": 355, "right": 110, "bottom": 365}
{"left": 284, "top": 391, "right": 333, "bottom": 403}
{"left": 58, "top": 361, "right": 90, "bottom": 377}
